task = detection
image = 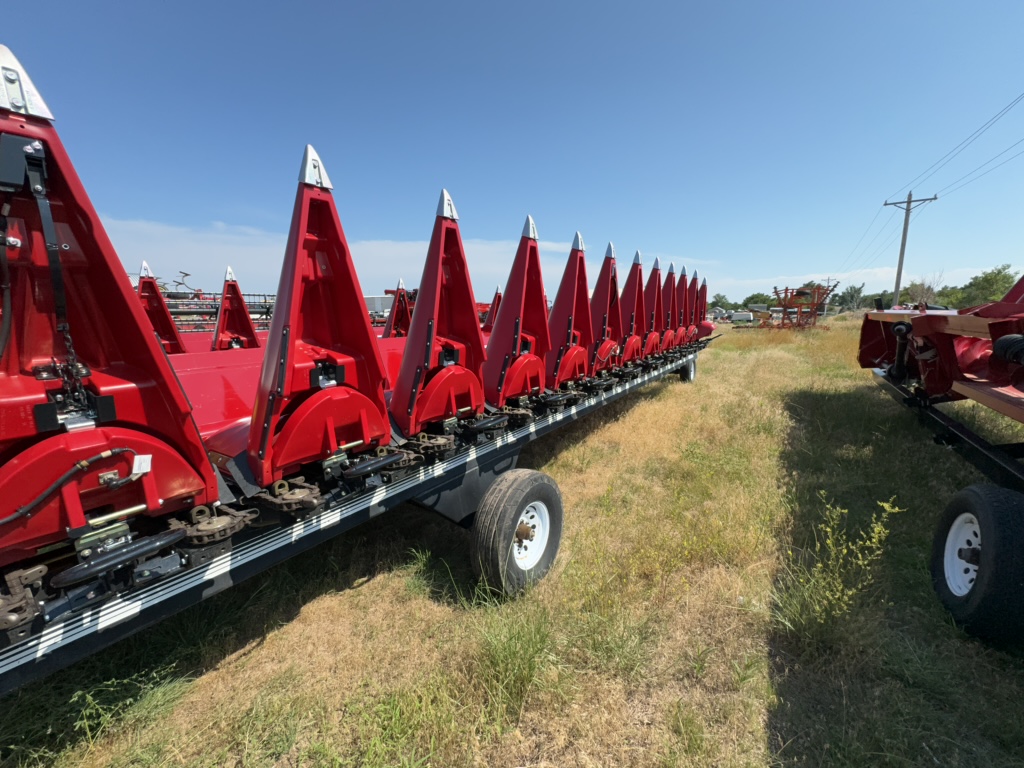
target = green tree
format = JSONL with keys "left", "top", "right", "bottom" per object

{"left": 903, "top": 280, "right": 936, "bottom": 306}
{"left": 741, "top": 292, "right": 772, "bottom": 308}
{"left": 836, "top": 283, "right": 865, "bottom": 311}
{"left": 935, "top": 284, "right": 964, "bottom": 307}
{"left": 710, "top": 293, "right": 733, "bottom": 309}
{"left": 957, "top": 265, "right": 1019, "bottom": 308}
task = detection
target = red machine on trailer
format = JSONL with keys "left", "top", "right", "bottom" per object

{"left": 0, "top": 45, "right": 716, "bottom": 694}
{"left": 859, "top": 281, "right": 1024, "bottom": 641}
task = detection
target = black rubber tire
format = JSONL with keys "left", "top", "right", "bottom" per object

{"left": 679, "top": 357, "right": 697, "bottom": 383}
{"left": 471, "top": 469, "right": 563, "bottom": 595}
{"left": 930, "top": 484, "right": 1024, "bottom": 642}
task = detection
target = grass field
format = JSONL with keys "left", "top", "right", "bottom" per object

{"left": 4, "top": 317, "right": 1024, "bottom": 767}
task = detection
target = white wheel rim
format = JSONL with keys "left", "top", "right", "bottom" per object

{"left": 944, "top": 512, "right": 981, "bottom": 597}
{"left": 512, "top": 501, "right": 550, "bottom": 571}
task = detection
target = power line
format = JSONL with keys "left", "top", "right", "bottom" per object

{"left": 840, "top": 209, "right": 901, "bottom": 275}
{"left": 888, "top": 89, "right": 1024, "bottom": 200}
{"left": 847, "top": 204, "right": 929, "bottom": 276}
{"left": 937, "top": 136, "right": 1024, "bottom": 196}
{"left": 835, "top": 206, "right": 884, "bottom": 274}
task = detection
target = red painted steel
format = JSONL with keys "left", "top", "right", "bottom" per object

{"left": 246, "top": 163, "right": 390, "bottom": 486}
{"left": 696, "top": 279, "right": 714, "bottom": 339}
{"left": 545, "top": 237, "right": 594, "bottom": 390}
{"left": 0, "top": 111, "right": 217, "bottom": 564}
{"left": 481, "top": 286, "right": 502, "bottom": 334}
{"left": 381, "top": 281, "right": 413, "bottom": 339}
{"left": 643, "top": 259, "right": 664, "bottom": 355}
{"left": 661, "top": 265, "right": 678, "bottom": 352}
{"left": 675, "top": 266, "right": 692, "bottom": 344}
{"left": 212, "top": 271, "right": 261, "bottom": 350}
{"left": 619, "top": 254, "right": 646, "bottom": 363}
{"left": 482, "top": 222, "right": 552, "bottom": 407}
{"left": 589, "top": 246, "right": 624, "bottom": 375}
{"left": 858, "top": 274, "right": 1024, "bottom": 422}
{"left": 389, "top": 199, "right": 486, "bottom": 437}
{"left": 137, "top": 267, "right": 186, "bottom": 355}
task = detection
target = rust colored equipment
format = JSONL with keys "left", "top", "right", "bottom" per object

{"left": 772, "top": 283, "right": 837, "bottom": 329}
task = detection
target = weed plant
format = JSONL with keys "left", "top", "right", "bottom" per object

{"left": 773, "top": 493, "right": 901, "bottom": 651}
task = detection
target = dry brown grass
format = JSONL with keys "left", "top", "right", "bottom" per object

{"left": 8, "top": 316, "right": 1024, "bottom": 767}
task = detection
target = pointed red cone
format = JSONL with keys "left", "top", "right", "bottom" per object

{"left": 247, "top": 147, "right": 390, "bottom": 486}
{"left": 390, "top": 190, "right": 486, "bottom": 437}
{"left": 483, "top": 216, "right": 552, "bottom": 407}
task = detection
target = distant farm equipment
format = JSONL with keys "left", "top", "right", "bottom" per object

{"left": 731, "top": 283, "right": 838, "bottom": 330}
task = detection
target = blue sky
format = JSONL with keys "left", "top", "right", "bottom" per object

{"left": 11, "top": 2, "right": 1024, "bottom": 302}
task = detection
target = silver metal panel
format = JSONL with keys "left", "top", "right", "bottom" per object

{"left": 436, "top": 189, "right": 459, "bottom": 220}
{"left": 572, "top": 231, "right": 585, "bottom": 251}
{"left": 0, "top": 46, "right": 54, "bottom": 120}
{"left": 522, "top": 214, "right": 537, "bottom": 240}
{"left": 299, "top": 145, "right": 333, "bottom": 190}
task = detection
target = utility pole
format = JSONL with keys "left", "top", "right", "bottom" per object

{"left": 884, "top": 191, "right": 937, "bottom": 307}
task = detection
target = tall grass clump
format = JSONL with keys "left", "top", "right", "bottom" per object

{"left": 773, "top": 492, "right": 901, "bottom": 650}
{"left": 471, "top": 601, "right": 561, "bottom": 728}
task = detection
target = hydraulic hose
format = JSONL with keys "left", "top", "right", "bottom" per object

{"left": 0, "top": 447, "right": 136, "bottom": 527}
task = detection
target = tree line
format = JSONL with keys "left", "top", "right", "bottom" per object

{"left": 710, "top": 265, "right": 1020, "bottom": 313}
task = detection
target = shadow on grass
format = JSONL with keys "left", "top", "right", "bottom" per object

{"left": 768, "top": 383, "right": 1024, "bottom": 767}
{"left": 0, "top": 376, "right": 677, "bottom": 766}
{"left": 0, "top": 504, "right": 470, "bottom": 766}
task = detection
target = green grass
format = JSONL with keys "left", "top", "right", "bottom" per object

{"left": 4, "top": 318, "right": 1024, "bottom": 766}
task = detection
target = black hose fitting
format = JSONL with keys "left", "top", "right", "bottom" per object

{"left": 889, "top": 322, "right": 912, "bottom": 383}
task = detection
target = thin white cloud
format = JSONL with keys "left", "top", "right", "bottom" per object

{"left": 103, "top": 216, "right": 578, "bottom": 297}
{"left": 103, "top": 215, "right": 1014, "bottom": 303}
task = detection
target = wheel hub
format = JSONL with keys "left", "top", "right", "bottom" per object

{"left": 512, "top": 501, "right": 550, "bottom": 571}
{"left": 515, "top": 522, "right": 535, "bottom": 545}
{"left": 944, "top": 512, "right": 981, "bottom": 597}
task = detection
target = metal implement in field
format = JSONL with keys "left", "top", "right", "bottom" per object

{"left": 0, "top": 44, "right": 716, "bottom": 695}
{"left": 858, "top": 278, "right": 1024, "bottom": 641}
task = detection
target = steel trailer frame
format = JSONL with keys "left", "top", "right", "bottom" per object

{"left": 870, "top": 368, "right": 1024, "bottom": 496}
{"left": 0, "top": 348, "right": 705, "bottom": 696}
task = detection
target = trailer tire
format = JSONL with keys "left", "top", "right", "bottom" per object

{"left": 679, "top": 357, "right": 697, "bottom": 383}
{"left": 471, "top": 469, "right": 563, "bottom": 595}
{"left": 930, "top": 484, "right": 1024, "bottom": 641}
